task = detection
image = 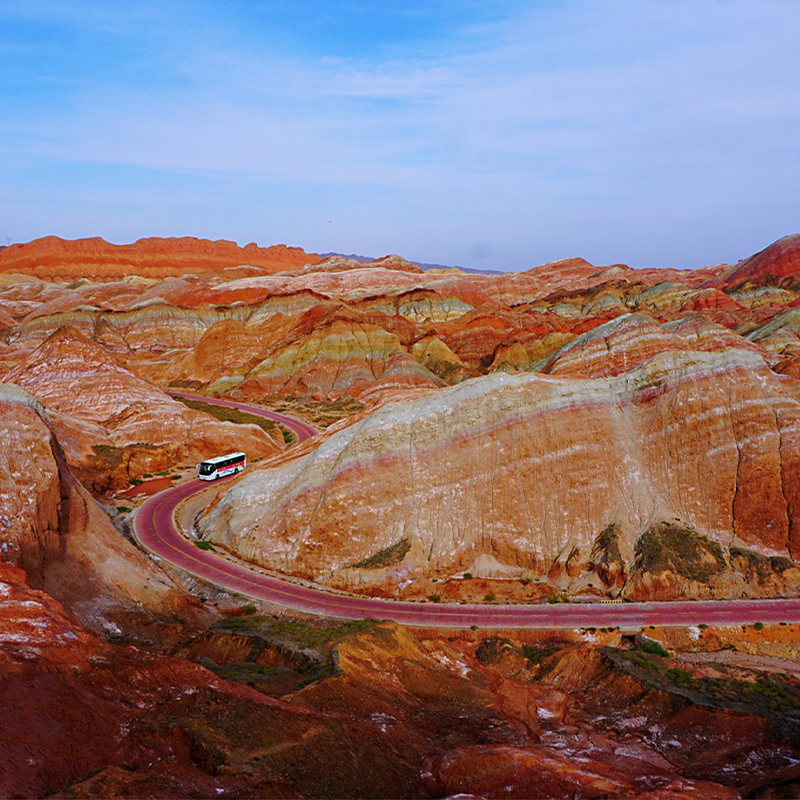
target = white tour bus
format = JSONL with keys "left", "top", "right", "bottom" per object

{"left": 197, "top": 452, "right": 247, "bottom": 481}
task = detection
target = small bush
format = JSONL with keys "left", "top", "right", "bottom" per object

{"left": 352, "top": 537, "right": 411, "bottom": 569}
{"left": 116, "top": 506, "right": 131, "bottom": 514}
{"left": 754, "top": 621, "right": 764, "bottom": 631}
{"left": 194, "top": 540, "right": 216, "bottom": 552}
{"left": 241, "top": 604, "right": 258, "bottom": 615}
{"left": 463, "top": 572, "right": 473, "bottom": 580}
{"left": 483, "top": 591, "right": 496, "bottom": 602}
{"left": 130, "top": 478, "right": 143, "bottom": 486}
{"left": 428, "top": 594, "right": 441, "bottom": 603}
{"left": 638, "top": 639, "right": 670, "bottom": 658}
{"left": 522, "top": 644, "right": 559, "bottom": 664}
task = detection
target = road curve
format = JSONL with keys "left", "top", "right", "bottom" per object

{"left": 135, "top": 395, "right": 800, "bottom": 628}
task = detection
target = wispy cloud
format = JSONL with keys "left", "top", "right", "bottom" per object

{"left": 1, "top": 0, "right": 798, "bottom": 268}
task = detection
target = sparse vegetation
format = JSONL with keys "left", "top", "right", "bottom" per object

{"left": 240, "top": 604, "right": 258, "bottom": 615}
{"left": 483, "top": 591, "right": 496, "bottom": 602}
{"left": 173, "top": 395, "right": 292, "bottom": 444}
{"left": 592, "top": 521, "right": 623, "bottom": 563}
{"left": 547, "top": 592, "right": 572, "bottom": 604}
{"left": 462, "top": 572, "right": 473, "bottom": 580}
{"left": 352, "top": 537, "right": 411, "bottom": 569}
{"left": 116, "top": 506, "right": 131, "bottom": 514}
{"left": 90, "top": 442, "right": 160, "bottom": 473}
{"left": 634, "top": 521, "right": 725, "bottom": 583}
{"left": 754, "top": 621, "right": 764, "bottom": 631}
{"left": 606, "top": 646, "right": 800, "bottom": 718}
{"left": 218, "top": 615, "right": 377, "bottom": 647}
{"left": 194, "top": 540, "right": 216, "bottom": 552}
{"left": 274, "top": 397, "right": 365, "bottom": 427}
{"left": 428, "top": 594, "right": 441, "bottom": 603}
{"left": 476, "top": 637, "right": 514, "bottom": 664}
{"left": 637, "top": 640, "right": 670, "bottom": 658}
{"left": 730, "top": 546, "right": 796, "bottom": 583}
{"left": 521, "top": 644, "right": 559, "bottom": 664}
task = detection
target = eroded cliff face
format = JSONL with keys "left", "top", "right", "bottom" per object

{"left": 198, "top": 346, "right": 800, "bottom": 599}
{"left": 0, "top": 383, "right": 195, "bottom": 630}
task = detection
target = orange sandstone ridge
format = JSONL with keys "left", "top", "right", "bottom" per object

{"left": 0, "top": 235, "right": 321, "bottom": 279}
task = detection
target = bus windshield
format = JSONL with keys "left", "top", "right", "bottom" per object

{"left": 198, "top": 463, "right": 215, "bottom": 475}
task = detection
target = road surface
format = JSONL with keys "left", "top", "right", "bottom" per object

{"left": 134, "top": 394, "right": 800, "bottom": 628}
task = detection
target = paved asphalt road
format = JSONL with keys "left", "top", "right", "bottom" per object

{"left": 134, "top": 394, "right": 800, "bottom": 628}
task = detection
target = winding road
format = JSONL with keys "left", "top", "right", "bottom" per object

{"left": 134, "top": 393, "right": 800, "bottom": 628}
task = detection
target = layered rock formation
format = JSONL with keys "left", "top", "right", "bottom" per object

{"left": 3, "top": 327, "right": 281, "bottom": 491}
{"left": 0, "top": 383, "right": 194, "bottom": 628}
{"left": 199, "top": 345, "right": 800, "bottom": 600}
{"left": 3, "top": 232, "right": 800, "bottom": 797}
{"left": 0, "top": 235, "right": 320, "bottom": 279}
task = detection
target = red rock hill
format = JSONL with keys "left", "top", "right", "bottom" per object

{"left": 0, "top": 236, "right": 320, "bottom": 279}
{"left": 713, "top": 233, "right": 800, "bottom": 290}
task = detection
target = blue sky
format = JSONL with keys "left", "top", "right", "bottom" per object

{"left": 1, "top": 0, "right": 798, "bottom": 270}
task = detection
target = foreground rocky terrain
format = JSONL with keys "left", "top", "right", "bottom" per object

{"left": 3, "top": 233, "right": 800, "bottom": 797}
{"left": 5, "top": 561, "right": 800, "bottom": 799}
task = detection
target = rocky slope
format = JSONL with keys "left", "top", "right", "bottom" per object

{"left": 0, "top": 383, "right": 196, "bottom": 632}
{"left": 3, "top": 327, "right": 282, "bottom": 491}
{"left": 199, "top": 344, "right": 800, "bottom": 600}
{"left": 5, "top": 595, "right": 800, "bottom": 799}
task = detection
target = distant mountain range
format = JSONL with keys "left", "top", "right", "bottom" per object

{"left": 317, "top": 252, "right": 504, "bottom": 275}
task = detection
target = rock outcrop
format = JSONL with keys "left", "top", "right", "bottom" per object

{"left": 0, "top": 383, "right": 193, "bottom": 628}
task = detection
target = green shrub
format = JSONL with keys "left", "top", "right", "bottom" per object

{"left": 130, "top": 478, "right": 142, "bottom": 486}
{"left": 194, "top": 540, "right": 216, "bottom": 552}
{"left": 634, "top": 521, "right": 725, "bottom": 584}
{"left": 483, "top": 591, "right": 496, "bottom": 602}
{"left": 241, "top": 604, "right": 258, "bottom": 615}
{"left": 116, "top": 506, "right": 131, "bottom": 514}
{"left": 754, "top": 621, "right": 764, "bottom": 631}
{"left": 428, "top": 594, "right": 441, "bottom": 603}
{"left": 463, "top": 572, "right": 473, "bottom": 580}
{"left": 521, "top": 644, "right": 559, "bottom": 664}
{"left": 352, "top": 537, "right": 411, "bottom": 569}
{"left": 638, "top": 640, "right": 670, "bottom": 658}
